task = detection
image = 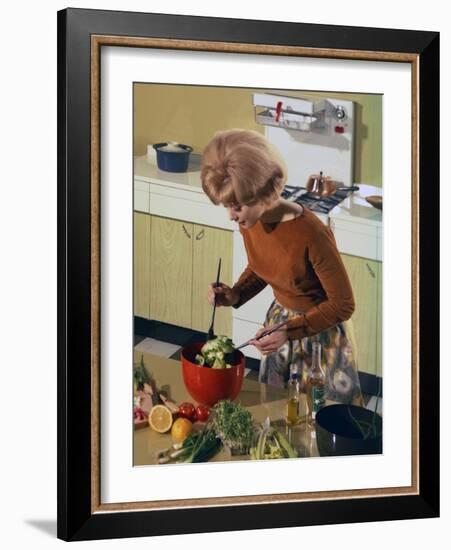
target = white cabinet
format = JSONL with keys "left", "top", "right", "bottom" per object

{"left": 233, "top": 319, "right": 264, "bottom": 361}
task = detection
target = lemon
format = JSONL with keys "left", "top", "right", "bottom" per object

{"left": 171, "top": 417, "right": 193, "bottom": 443}
{"left": 148, "top": 404, "right": 173, "bottom": 433}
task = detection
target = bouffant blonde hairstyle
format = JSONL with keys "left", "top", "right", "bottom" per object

{"left": 200, "top": 129, "right": 287, "bottom": 207}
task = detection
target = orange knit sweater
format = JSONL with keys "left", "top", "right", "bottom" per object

{"left": 231, "top": 207, "right": 355, "bottom": 340}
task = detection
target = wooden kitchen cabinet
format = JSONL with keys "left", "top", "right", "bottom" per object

{"left": 376, "top": 260, "right": 383, "bottom": 378}
{"left": 144, "top": 215, "right": 233, "bottom": 336}
{"left": 133, "top": 212, "right": 151, "bottom": 318}
{"left": 341, "top": 253, "right": 382, "bottom": 377}
{"left": 192, "top": 224, "right": 233, "bottom": 338}
{"left": 150, "top": 216, "right": 193, "bottom": 328}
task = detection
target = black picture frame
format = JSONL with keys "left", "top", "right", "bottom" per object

{"left": 57, "top": 7, "right": 439, "bottom": 542}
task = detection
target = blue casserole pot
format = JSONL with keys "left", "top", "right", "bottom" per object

{"left": 153, "top": 142, "right": 193, "bottom": 173}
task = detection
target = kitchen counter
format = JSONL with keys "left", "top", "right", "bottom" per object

{"left": 330, "top": 184, "right": 382, "bottom": 228}
{"left": 134, "top": 152, "right": 204, "bottom": 193}
{"left": 134, "top": 153, "right": 235, "bottom": 230}
{"left": 329, "top": 184, "right": 383, "bottom": 260}
{"left": 134, "top": 154, "right": 382, "bottom": 230}
{"left": 133, "top": 350, "right": 320, "bottom": 466}
{"left": 134, "top": 154, "right": 383, "bottom": 260}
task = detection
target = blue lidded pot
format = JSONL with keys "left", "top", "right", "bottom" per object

{"left": 153, "top": 142, "right": 193, "bottom": 173}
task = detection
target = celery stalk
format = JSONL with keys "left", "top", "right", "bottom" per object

{"left": 274, "top": 430, "right": 297, "bottom": 458}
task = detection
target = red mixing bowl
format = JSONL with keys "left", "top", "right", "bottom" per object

{"left": 181, "top": 342, "right": 245, "bottom": 407}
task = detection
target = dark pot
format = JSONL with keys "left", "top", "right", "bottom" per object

{"left": 153, "top": 142, "right": 193, "bottom": 173}
{"left": 315, "top": 404, "right": 382, "bottom": 457}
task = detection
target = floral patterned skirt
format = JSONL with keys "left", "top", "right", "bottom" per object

{"left": 258, "top": 299, "right": 363, "bottom": 405}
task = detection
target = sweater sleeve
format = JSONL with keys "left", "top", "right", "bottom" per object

{"left": 231, "top": 265, "right": 268, "bottom": 309}
{"left": 285, "top": 226, "right": 355, "bottom": 340}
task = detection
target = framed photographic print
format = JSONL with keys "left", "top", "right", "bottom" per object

{"left": 57, "top": 7, "right": 439, "bottom": 541}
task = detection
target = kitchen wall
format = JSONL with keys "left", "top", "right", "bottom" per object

{"left": 134, "top": 84, "right": 382, "bottom": 187}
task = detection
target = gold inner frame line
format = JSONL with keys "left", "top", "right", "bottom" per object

{"left": 90, "top": 34, "right": 420, "bottom": 514}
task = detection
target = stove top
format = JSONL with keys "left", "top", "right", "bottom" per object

{"left": 281, "top": 185, "right": 358, "bottom": 215}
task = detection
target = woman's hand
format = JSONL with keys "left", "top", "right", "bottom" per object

{"left": 207, "top": 282, "right": 240, "bottom": 307}
{"left": 250, "top": 326, "right": 288, "bottom": 355}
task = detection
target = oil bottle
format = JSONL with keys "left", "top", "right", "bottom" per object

{"left": 306, "top": 339, "right": 326, "bottom": 427}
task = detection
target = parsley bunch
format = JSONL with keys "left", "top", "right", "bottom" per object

{"left": 211, "top": 400, "right": 255, "bottom": 455}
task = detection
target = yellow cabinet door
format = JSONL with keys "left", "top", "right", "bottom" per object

{"left": 341, "top": 254, "right": 381, "bottom": 376}
{"left": 150, "top": 216, "right": 193, "bottom": 328}
{"left": 376, "top": 260, "right": 383, "bottom": 378}
{"left": 133, "top": 212, "right": 151, "bottom": 319}
{"left": 191, "top": 225, "right": 233, "bottom": 338}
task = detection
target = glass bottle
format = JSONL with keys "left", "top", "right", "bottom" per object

{"left": 306, "top": 428, "right": 318, "bottom": 457}
{"left": 286, "top": 363, "right": 301, "bottom": 426}
{"left": 306, "top": 339, "right": 326, "bottom": 427}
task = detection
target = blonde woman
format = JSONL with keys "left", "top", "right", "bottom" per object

{"left": 201, "top": 128, "right": 362, "bottom": 405}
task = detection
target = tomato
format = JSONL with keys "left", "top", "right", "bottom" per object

{"left": 178, "top": 402, "right": 196, "bottom": 423}
{"left": 195, "top": 405, "right": 211, "bottom": 423}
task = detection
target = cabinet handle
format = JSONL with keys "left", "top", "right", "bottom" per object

{"left": 182, "top": 224, "right": 191, "bottom": 239}
{"left": 195, "top": 229, "right": 205, "bottom": 240}
{"left": 366, "top": 263, "right": 376, "bottom": 278}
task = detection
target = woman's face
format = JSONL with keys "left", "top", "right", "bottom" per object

{"left": 225, "top": 202, "right": 266, "bottom": 229}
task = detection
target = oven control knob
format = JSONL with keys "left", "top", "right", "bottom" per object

{"left": 335, "top": 105, "right": 346, "bottom": 121}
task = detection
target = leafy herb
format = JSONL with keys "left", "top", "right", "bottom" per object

{"left": 133, "top": 354, "right": 150, "bottom": 391}
{"left": 211, "top": 400, "right": 255, "bottom": 455}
